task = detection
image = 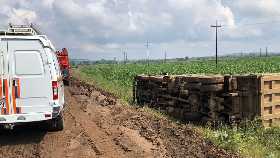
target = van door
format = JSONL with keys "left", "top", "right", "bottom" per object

{"left": 7, "top": 39, "right": 53, "bottom": 114}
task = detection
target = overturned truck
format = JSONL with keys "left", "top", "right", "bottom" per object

{"left": 134, "top": 74, "right": 280, "bottom": 127}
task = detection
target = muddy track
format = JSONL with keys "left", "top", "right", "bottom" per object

{"left": 0, "top": 79, "right": 239, "bottom": 158}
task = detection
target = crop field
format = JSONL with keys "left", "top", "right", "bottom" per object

{"left": 80, "top": 56, "right": 280, "bottom": 102}
{"left": 78, "top": 56, "right": 280, "bottom": 158}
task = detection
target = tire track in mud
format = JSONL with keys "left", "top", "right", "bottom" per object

{"left": 68, "top": 88, "right": 161, "bottom": 158}
{"left": 69, "top": 79, "right": 240, "bottom": 158}
{"left": 38, "top": 98, "right": 103, "bottom": 158}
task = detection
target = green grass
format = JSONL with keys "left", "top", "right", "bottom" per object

{"left": 201, "top": 120, "right": 280, "bottom": 158}
{"left": 77, "top": 56, "right": 280, "bottom": 158}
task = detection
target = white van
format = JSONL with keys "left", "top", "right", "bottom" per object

{"left": 0, "top": 25, "right": 64, "bottom": 131}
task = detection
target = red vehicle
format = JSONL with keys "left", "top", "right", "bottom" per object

{"left": 56, "top": 48, "right": 71, "bottom": 85}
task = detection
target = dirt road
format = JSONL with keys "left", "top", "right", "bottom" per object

{"left": 0, "top": 79, "right": 238, "bottom": 158}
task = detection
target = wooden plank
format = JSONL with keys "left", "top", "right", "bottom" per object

{"left": 260, "top": 89, "right": 280, "bottom": 94}
{"left": 263, "top": 119, "right": 273, "bottom": 127}
{"left": 272, "top": 118, "right": 280, "bottom": 127}
{"left": 262, "top": 115, "right": 280, "bottom": 120}
{"left": 261, "top": 74, "right": 280, "bottom": 82}
{"left": 261, "top": 101, "right": 280, "bottom": 107}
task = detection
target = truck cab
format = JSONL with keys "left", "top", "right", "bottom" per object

{"left": 0, "top": 24, "right": 64, "bottom": 131}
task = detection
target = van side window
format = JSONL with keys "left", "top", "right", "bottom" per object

{"left": 14, "top": 51, "right": 44, "bottom": 75}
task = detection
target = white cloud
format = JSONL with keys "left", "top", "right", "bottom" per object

{"left": 0, "top": 0, "right": 279, "bottom": 60}
{"left": 233, "top": 0, "right": 280, "bottom": 17}
{"left": 81, "top": 43, "right": 105, "bottom": 53}
{"left": 8, "top": 9, "right": 37, "bottom": 24}
{"left": 42, "top": 0, "right": 55, "bottom": 8}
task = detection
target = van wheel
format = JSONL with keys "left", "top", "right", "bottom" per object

{"left": 48, "top": 114, "right": 64, "bottom": 131}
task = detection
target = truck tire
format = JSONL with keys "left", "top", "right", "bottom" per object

{"left": 48, "top": 114, "right": 64, "bottom": 131}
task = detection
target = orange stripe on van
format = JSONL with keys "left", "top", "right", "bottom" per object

{"left": 12, "top": 83, "right": 16, "bottom": 114}
{"left": 17, "top": 79, "right": 21, "bottom": 98}
{"left": 0, "top": 79, "right": 3, "bottom": 115}
{"left": 4, "top": 79, "right": 9, "bottom": 115}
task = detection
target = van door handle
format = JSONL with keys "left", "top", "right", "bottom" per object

{"left": 12, "top": 79, "right": 20, "bottom": 98}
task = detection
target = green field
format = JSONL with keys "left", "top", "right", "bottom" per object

{"left": 79, "top": 56, "right": 280, "bottom": 102}
{"left": 77, "top": 56, "right": 280, "bottom": 158}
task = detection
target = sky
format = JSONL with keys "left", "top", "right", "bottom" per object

{"left": 1, "top": 0, "right": 280, "bottom": 60}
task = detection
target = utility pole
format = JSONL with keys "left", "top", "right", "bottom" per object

{"left": 164, "top": 51, "right": 167, "bottom": 63}
{"left": 123, "top": 51, "right": 126, "bottom": 64}
{"left": 145, "top": 41, "right": 151, "bottom": 65}
{"left": 114, "top": 57, "right": 117, "bottom": 64}
{"left": 211, "top": 21, "right": 222, "bottom": 68}
{"left": 260, "top": 48, "right": 262, "bottom": 57}
{"left": 125, "top": 52, "right": 128, "bottom": 63}
{"left": 266, "top": 47, "right": 268, "bottom": 57}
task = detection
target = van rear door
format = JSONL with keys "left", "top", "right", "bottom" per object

{"left": 7, "top": 39, "right": 52, "bottom": 114}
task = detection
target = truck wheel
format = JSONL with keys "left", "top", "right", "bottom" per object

{"left": 48, "top": 114, "right": 64, "bottom": 131}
